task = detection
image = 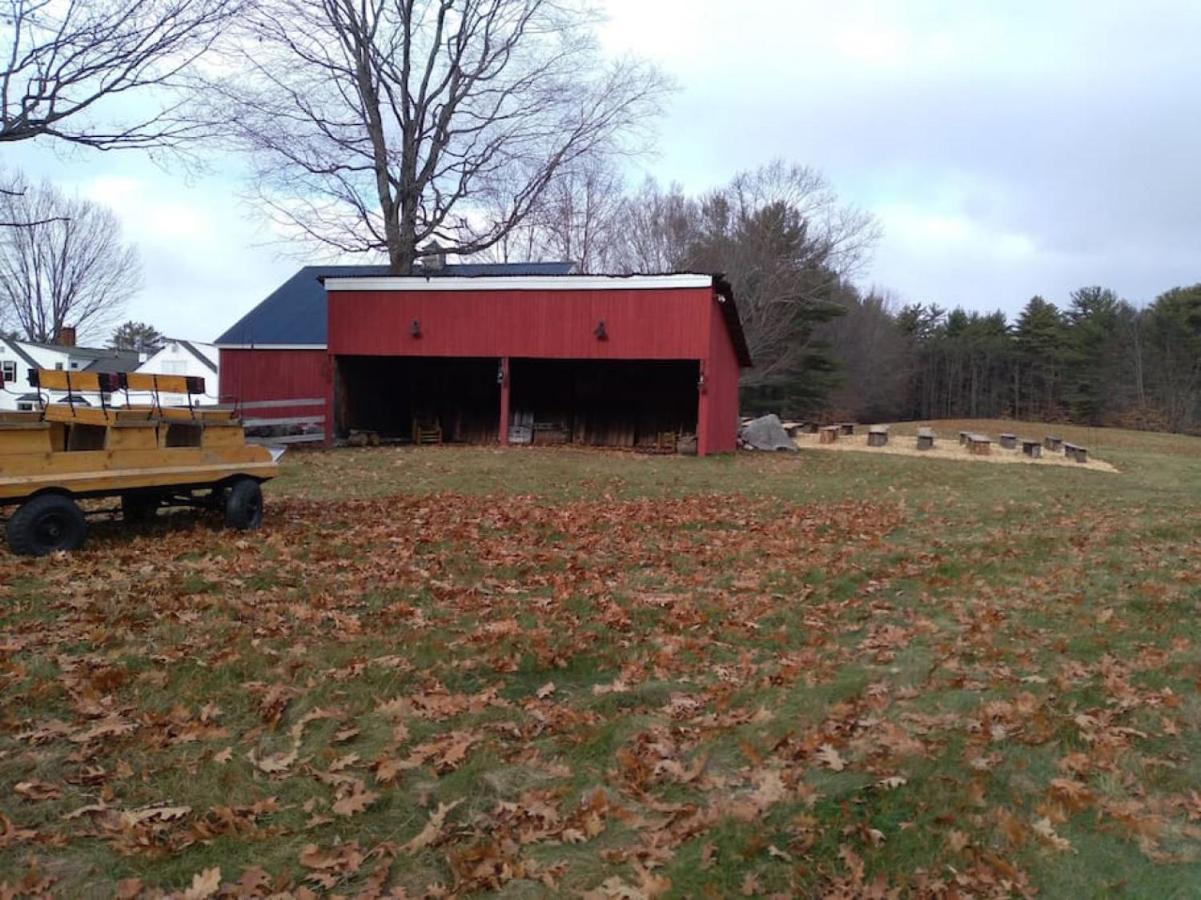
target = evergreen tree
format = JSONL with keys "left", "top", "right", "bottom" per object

{"left": 1014, "top": 296, "right": 1066, "bottom": 419}
{"left": 108, "top": 321, "right": 165, "bottom": 354}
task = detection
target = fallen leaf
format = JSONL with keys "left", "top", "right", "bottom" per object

{"left": 15, "top": 781, "right": 60, "bottom": 801}
{"left": 332, "top": 789, "right": 378, "bottom": 817}
{"left": 1032, "top": 816, "right": 1073, "bottom": 853}
{"left": 183, "top": 867, "right": 221, "bottom": 900}
{"left": 817, "top": 744, "right": 847, "bottom": 772}
{"left": 402, "top": 799, "right": 462, "bottom": 854}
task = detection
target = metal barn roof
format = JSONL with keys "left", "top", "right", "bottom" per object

{"left": 215, "top": 262, "right": 576, "bottom": 347}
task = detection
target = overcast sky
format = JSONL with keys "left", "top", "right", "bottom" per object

{"left": 10, "top": 0, "right": 1201, "bottom": 342}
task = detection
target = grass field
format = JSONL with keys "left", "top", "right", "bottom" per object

{"left": 3, "top": 419, "right": 1201, "bottom": 898}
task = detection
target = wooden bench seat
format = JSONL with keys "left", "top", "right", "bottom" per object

{"left": 41, "top": 404, "right": 236, "bottom": 427}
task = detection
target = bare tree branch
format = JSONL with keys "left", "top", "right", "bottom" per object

{"left": 0, "top": 173, "right": 141, "bottom": 341}
{"left": 0, "top": 0, "right": 244, "bottom": 150}
{"left": 204, "top": 0, "right": 670, "bottom": 272}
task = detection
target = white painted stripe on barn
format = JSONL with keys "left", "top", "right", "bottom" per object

{"left": 322, "top": 274, "right": 715, "bottom": 293}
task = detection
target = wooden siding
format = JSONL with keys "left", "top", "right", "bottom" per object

{"left": 328, "top": 288, "right": 713, "bottom": 360}
{"left": 220, "top": 285, "right": 746, "bottom": 454}
{"left": 219, "top": 349, "right": 328, "bottom": 411}
{"left": 704, "top": 298, "right": 742, "bottom": 454}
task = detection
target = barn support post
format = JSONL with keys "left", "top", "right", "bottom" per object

{"left": 324, "top": 353, "right": 336, "bottom": 447}
{"left": 498, "top": 356, "right": 510, "bottom": 446}
{"left": 696, "top": 357, "right": 710, "bottom": 457}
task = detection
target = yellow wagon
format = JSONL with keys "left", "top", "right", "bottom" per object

{"left": 0, "top": 370, "right": 279, "bottom": 556}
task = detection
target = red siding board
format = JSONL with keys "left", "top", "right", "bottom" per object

{"left": 705, "top": 298, "right": 742, "bottom": 454}
{"left": 328, "top": 288, "right": 712, "bottom": 360}
{"left": 220, "top": 285, "right": 746, "bottom": 455}
{"left": 219, "top": 349, "right": 329, "bottom": 405}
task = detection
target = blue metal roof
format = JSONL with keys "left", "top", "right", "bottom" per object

{"left": 215, "top": 262, "right": 576, "bottom": 346}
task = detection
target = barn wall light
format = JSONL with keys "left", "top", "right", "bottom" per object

{"left": 594, "top": 320, "right": 607, "bottom": 340}
{"left": 410, "top": 319, "right": 422, "bottom": 337}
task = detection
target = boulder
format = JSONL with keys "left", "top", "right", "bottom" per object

{"left": 739, "top": 414, "right": 798, "bottom": 452}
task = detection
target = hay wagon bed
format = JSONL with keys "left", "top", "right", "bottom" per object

{"left": 0, "top": 370, "right": 279, "bottom": 556}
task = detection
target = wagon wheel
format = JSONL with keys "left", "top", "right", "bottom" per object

{"left": 224, "top": 477, "right": 264, "bottom": 531}
{"left": 6, "top": 494, "right": 88, "bottom": 556}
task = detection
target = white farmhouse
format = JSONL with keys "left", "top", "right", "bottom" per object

{"left": 1, "top": 334, "right": 143, "bottom": 410}
{"left": 129, "top": 339, "right": 220, "bottom": 407}
{"left": 0, "top": 338, "right": 78, "bottom": 410}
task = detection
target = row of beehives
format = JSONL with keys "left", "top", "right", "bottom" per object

{"left": 783, "top": 420, "right": 1091, "bottom": 464}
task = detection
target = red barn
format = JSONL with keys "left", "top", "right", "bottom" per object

{"left": 216, "top": 265, "right": 751, "bottom": 456}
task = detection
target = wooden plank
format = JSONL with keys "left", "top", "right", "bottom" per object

{"left": 124, "top": 372, "right": 200, "bottom": 395}
{"left": 238, "top": 397, "right": 326, "bottom": 410}
{"left": 31, "top": 370, "right": 104, "bottom": 392}
{"left": 243, "top": 415, "right": 326, "bottom": 428}
{"left": 0, "top": 448, "right": 277, "bottom": 500}
{"left": 246, "top": 433, "right": 324, "bottom": 445}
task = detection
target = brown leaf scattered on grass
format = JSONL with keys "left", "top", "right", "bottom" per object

{"left": 817, "top": 744, "right": 847, "bottom": 772}
{"left": 402, "top": 800, "right": 463, "bottom": 854}
{"left": 182, "top": 867, "right": 221, "bottom": 900}
{"left": 332, "top": 789, "right": 378, "bottom": 818}
{"left": 14, "top": 781, "right": 60, "bottom": 802}
{"left": 114, "top": 878, "right": 142, "bottom": 898}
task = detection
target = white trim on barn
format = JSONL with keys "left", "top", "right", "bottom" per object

{"left": 215, "top": 343, "right": 329, "bottom": 350}
{"left": 321, "top": 274, "right": 716, "bottom": 293}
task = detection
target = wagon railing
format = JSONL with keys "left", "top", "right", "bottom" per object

{"left": 230, "top": 397, "right": 326, "bottom": 445}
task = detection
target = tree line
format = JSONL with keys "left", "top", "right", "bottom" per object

{"left": 821, "top": 285, "right": 1201, "bottom": 433}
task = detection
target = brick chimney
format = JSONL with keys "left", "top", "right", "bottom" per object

{"left": 419, "top": 240, "right": 446, "bottom": 272}
{"left": 55, "top": 325, "right": 76, "bottom": 347}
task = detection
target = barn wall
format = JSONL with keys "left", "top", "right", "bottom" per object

{"left": 705, "top": 296, "right": 742, "bottom": 454}
{"left": 218, "top": 347, "right": 330, "bottom": 438}
{"left": 328, "top": 288, "right": 712, "bottom": 360}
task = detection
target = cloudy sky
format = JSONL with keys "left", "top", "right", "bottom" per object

{"left": 10, "top": 0, "right": 1201, "bottom": 342}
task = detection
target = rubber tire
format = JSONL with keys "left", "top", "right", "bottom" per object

{"left": 224, "top": 478, "right": 263, "bottom": 531}
{"left": 6, "top": 493, "right": 88, "bottom": 556}
{"left": 121, "top": 492, "right": 159, "bottom": 525}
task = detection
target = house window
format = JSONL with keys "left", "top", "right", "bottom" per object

{"left": 1, "top": 360, "right": 15, "bottom": 382}
{"left": 69, "top": 361, "right": 79, "bottom": 369}
{"left": 54, "top": 362, "right": 63, "bottom": 370}
{"left": 17, "top": 402, "right": 33, "bottom": 412}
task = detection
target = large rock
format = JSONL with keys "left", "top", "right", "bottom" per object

{"left": 739, "top": 414, "right": 798, "bottom": 452}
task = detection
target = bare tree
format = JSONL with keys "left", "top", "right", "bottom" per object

{"left": 476, "top": 152, "right": 627, "bottom": 271}
{"left": 611, "top": 177, "right": 697, "bottom": 274}
{"left": 818, "top": 288, "right": 911, "bottom": 420}
{"left": 0, "top": 175, "right": 141, "bottom": 342}
{"left": 684, "top": 162, "right": 881, "bottom": 393}
{"left": 0, "top": 0, "right": 243, "bottom": 150}
{"left": 208, "top": 0, "right": 670, "bottom": 273}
